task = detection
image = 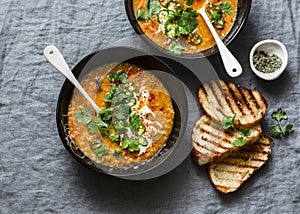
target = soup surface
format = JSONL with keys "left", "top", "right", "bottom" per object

{"left": 133, "top": 0, "right": 238, "bottom": 54}
{"left": 68, "top": 63, "right": 175, "bottom": 167}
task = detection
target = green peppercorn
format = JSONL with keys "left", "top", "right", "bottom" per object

{"left": 253, "top": 51, "right": 282, "bottom": 73}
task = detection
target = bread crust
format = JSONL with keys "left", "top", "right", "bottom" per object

{"left": 208, "top": 135, "right": 271, "bottom": 193}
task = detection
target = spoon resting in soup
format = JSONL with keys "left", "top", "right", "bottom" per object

{"left": 67, "top": 63, "right": 175, "bottom": 167}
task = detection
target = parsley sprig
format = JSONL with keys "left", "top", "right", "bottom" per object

{"left": 221, "top": 114, "right": 251, "bottom": 147}
{"left": 270, "top": 108, "right": 293, "bottom": 138}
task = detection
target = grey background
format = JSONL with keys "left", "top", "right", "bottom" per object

{"left": 0, "top": 0, "right": 299, "bottom": 213}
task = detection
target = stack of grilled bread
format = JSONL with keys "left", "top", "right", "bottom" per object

{"left": 192, "top": 79, "right": 271, "bottom": 193}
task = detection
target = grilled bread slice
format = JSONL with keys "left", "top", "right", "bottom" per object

{"left": 208, "top": 135, "right": 271, "bottom": 194}
{"left": 192, "top": 115, "right": 262, "bottom": 165}
{"left": 198, "top": 79, "right": 268, "bottom": 127}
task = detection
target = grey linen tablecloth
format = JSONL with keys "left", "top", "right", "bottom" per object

{"left": 0, "top": 0, "right": 299, "bottom": 213}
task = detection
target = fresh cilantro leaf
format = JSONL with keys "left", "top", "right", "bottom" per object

{"left": 128, "top": 140, "right": 140, "bottom": 152}
{"left": 270, "top": 125, "right": 282, "bottom": 138}
{"left": 103, "top": 93, "right": 113, "bottom": 103}
{"left": 94, "top": 117, "right": 110, "bottom": 135}
{"left": 220, "top": 1, "right": 233, "bottom": 14}
{"left": 233, "top": 137, "right": 247, "bottom": 147}
{"left": 112, "top": 92, "right": 129, "bottom": 103}
{"left": 137, "top": 0, "right": 161, "bottom": 21}
{"left": 148, "top": 0, "right": 161, "bottom": 16}
{"left": 121, "top": 138, "right": 140, "bottom": 152}
{"left": 271, "top": 108, "right": 288, "bottom": 122}
{"left": 94, "top": 145, "right": 109, "bottom": 158}
{"left": 87, "top": 121, "right": 100, "bottom": 134}
{"left": 113, "top": 150, "right": 122, "bottom": 159}
{"left": 113, "top": 104, "right": 130, "bottom": 120}
{"left": 167, "top": 40, "right": 186, "bottom": 55}
{"left": 109, "top": 133, "right": 120, "bottom": 142}
{"left": 98, "top": 107, "right": 112, "bottom": 121}
{"left": 270, "top": 108, "right": 294, "bottom": 138}
{"left": 121, "top": 139, "right": 129, "bottom": 149}
{"left": 75, "top": 108, "right": 93, "bottom": 125}
{"left": 283, "top": 124, "right": 293, "bottom": 136}
{"left": 109, "top": 71, "right": 128, "bottom": 83}
{"left": 118, "top": 72, "right": 128, "bottom": 84}
{"left": 129, "top": 113, "right": 143, "bottom": 131}
{"left": 221, "top": 114, "right": 236, "bottom": 130}
{"left": 113, "top": 120, "right": 129, "bottom": 134}
{"left": 186, "top": 0, "right": 194, "bottom": 6}
{"left": 137, "top": 9, "right": 149, "bottom": 21}
{"left": 90, "top": 140, "right": 109, "bottom": 158}
{"left": 239, "top": 127, "right": 251, "bottom": 137}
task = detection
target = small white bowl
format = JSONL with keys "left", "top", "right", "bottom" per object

{"left": 249, "top": 39, "right": 288, "bottom": 81}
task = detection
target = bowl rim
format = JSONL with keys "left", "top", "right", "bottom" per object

{"left": 249, "top": 39, "right": 288, "bottom": 81}
{"left": 124, "top": 0, "right": 252, "bottom": 58}
{"left": 55, "top": 46, "right": 189, "bottom": 179}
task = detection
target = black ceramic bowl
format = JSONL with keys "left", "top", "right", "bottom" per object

{"left": 125, "top": 0, "right": 251, "bottom": 58}
{"left": 56, "top": 47, "right": 188, "bottom": 179}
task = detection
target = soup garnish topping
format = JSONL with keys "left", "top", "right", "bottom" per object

{"left": 134, "top": 0, "right": 237, "bottom": 54}
{"left": 68, "top": 63, "right": 175, "bottom": 167}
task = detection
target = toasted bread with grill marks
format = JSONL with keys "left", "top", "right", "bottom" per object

{"left": 192, "top": 115, "right": 262, "bottom": 165}
{"left": 208, "top": 135, "right": 271, "bottom": 194}
{"left": 198, "top": 79, "right": 268, "bottom": 128}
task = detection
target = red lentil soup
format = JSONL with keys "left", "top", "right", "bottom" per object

{"left": 68, "top": 63, "right": 175, "bottom": 167}
{"left": 133, "top": 0, "right": 238, "bottom": 54}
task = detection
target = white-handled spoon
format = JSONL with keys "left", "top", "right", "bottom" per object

{"left": 198, "top": 8, "right": 242, "bottom": 77}
{"left": 44, "top": 45, "right": 101, "bottom": 113}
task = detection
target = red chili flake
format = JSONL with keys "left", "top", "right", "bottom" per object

{"left": 148, "top": 93, "right": 156, "bottom": 102}
{"left": 160, "top": 107, "right": 164, "bottom": 111}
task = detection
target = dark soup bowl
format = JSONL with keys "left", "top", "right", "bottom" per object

{"left": 56, "top": 46, "right": 188, "bottom": 179}
{"left": 125, "top": 0, "right": 251, "bottom": 58}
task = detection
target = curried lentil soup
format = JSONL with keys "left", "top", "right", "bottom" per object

{"left": 133, "top": 0, "right": 238, "bottom": 54}
{"left": 68, "top": 63, "right": 175, "bottom": 167}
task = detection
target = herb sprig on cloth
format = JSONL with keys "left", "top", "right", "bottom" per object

{"left": 270, "top": 108, "right": 293, "bottom": 138}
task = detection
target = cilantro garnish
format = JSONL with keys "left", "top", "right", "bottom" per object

{"left": 186, "top": 0, "right": 194, "bottom": 6}
{"left": 108, "top": 71, "right": 128, "bottom": 84}
{"left": 129, "top": 113, "right": 146, "bottom": 135}
{"left": 233, "top": 137, "right": 247, "bottom": 147}
{"left": 167, "top": 40, "right": 186, "bottom": 55}
{"left": 270, "top": 108, "right": 293, "bottom": 138}
{"left": 75, "top": 70, "right": 149, "bottom": 154}
{"left": 75, "top": 108, "right": 93, "bottom": 125}
{"left": 221, "top": 114, "right": 251, "bottom": 147}
{"left": 220, "top": 2, "right": 233, "bottom": 14}
{"left": 109, "top": 133, "right": 120, "bottom": 142}
{"left": 137, "top": 0, "right": 161, "bottom": 21}
{"left": 90, "top": 140, "right": 109, "bottom": 158}
{"left": 113, "top": 150, "right": 123, "bottom": 159}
